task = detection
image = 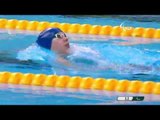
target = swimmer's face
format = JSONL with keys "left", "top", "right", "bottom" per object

{"left": 51, "top": 32, "right": 70, "bottom": 54}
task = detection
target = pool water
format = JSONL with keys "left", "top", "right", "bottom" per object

{"left": 0, "top": 15, "right": 160, "bottom": 105}
{"left": 0, "top": 84, "right": 160, "bottom": 105}
{"left": 1, "top": 31, "right": 160, "bottom": 81}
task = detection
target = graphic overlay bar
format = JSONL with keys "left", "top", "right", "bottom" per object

{"left": 117, "top": 96, "right": 144, "bottom": 101}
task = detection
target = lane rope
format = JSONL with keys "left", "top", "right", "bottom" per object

{"left": 0, "top": 18, "right": 160, "bottom": 38}
{"left": 0, "top": 72, "right": 159, "bottom": 94}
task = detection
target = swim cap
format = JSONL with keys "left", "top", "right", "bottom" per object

{"left": 36, "top": 28, "right": 63, "bottom": 49}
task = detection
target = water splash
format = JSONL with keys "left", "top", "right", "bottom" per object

{"left": 16, "top": 41, "right": 160, "bottom": 80}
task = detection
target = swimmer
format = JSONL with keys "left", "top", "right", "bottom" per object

{"left": 36, "top": 27, "right": 159, "bottom": 73}
{"left": 36, "top": 27, "right": 104, "bottom": 70}
{"left": 36, "top": 28, "right": 72, "bottom": 66}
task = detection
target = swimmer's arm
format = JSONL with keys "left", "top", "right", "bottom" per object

{"left": 56, "top": 57, "right": 80, "bottom": 69}
{"left": 128, "top": 64, "right": 152, "bottom": 71}
{"left": 115, "top": 39, "right": 151, "bottom": 46}
{"left": 56, "top": 57, "right": 71, "bottom": 66}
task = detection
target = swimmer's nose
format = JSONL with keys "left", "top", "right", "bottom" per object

{"left": 63, "top": 37, "right": 69, "bottom": 42}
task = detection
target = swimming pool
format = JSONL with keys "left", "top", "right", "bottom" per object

{"left": 0, "top": 15, "right": 160, "bottom": 105}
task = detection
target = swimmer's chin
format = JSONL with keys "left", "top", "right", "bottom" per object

{"left": 65, "top": 43, "right": 70, "bottom": 48}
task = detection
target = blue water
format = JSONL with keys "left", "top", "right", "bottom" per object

{"left": 0, "top": 15, "right": 160, "bottom": 105}
{"left": 1, "top": 32, "right": 160, "bottom": 81}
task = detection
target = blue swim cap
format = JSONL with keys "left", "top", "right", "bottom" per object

{"left": 36, "top": 28, "right": 62, "bottom": 50}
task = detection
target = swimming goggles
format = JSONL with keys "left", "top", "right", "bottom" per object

{"left": 55, "top": 32, "right": 67, "bottom": 39}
